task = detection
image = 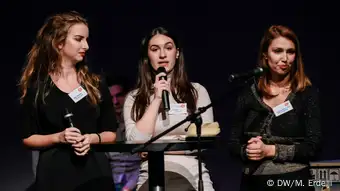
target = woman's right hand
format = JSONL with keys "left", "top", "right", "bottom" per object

{"left": 58, "top": 127, "right": 83, "bottom": 144}
{"left": 153, "top": 72, "right": 170, "bottom": 100}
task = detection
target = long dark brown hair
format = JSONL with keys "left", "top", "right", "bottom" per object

{"left": 131, "top": 27, "right": 197, "bottom": 121}
{"left": 19, "top": 11, "right": 100, "bottom": 105}
{"left": 257, "top": 25, "right": 311, "bottom": 96}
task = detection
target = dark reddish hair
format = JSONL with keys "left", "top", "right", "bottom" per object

{"left": 257, "top": 25, "right": 311, "bottom": 96}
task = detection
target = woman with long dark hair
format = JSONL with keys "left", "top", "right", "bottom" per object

{"left": 124, "top": 27, "right": 215, "bottom": 190}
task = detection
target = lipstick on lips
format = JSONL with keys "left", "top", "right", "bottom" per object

{"left": 79, "top": 52, "right": 85, "bottom": 57}
{"left": 278, "top": 65, "right": 288, "bottom": 69}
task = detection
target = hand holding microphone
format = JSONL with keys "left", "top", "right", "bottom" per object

{"left": 59, "top": 109, "right": 84, "bottom": 144}
{"left": 63, "top": 108, "right": 92, "bottom": 156}
{"left": 154, "top": 67, "right": 170, "bottom": 111}
{"left": 59, "top": 128, "right": 84, "bottom": 144}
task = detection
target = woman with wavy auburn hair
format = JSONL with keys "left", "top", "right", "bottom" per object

{"left": 19, "top": 11, "right": 117, "bottom": 191}
{"left": 228, "top": 25, "right": 322, "bottom": 191}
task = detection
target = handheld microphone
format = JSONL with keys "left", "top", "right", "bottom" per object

{"left": 64, "top": 108, "right": 74, "bottom": 127}
{"left": 228, "top": 67, "right": 265, "bottom": 82}
{"left": 156, "top": 67, "right": 170, "bottom": 111}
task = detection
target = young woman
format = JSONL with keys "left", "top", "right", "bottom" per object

{"left": 228, "top": 25, "right": 322, "bottom": 191}
{"left": 124, "top": 27, "right": 215, "bottom": 191}
{"left": 19, "top": 11, "right": 117, "bottom": 191}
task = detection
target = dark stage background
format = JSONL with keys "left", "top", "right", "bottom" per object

{"left": 1, "top": 1, "right": 337, "bottom": 190}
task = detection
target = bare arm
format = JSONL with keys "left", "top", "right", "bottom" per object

{"left": 23, "top": 127, "right": 83, "bottom": 148}
{"left": 23, "top": 133, "right": 60, "bottom": 148}
{"left": 88, "top": 131, "right": 116, "bottom": 144}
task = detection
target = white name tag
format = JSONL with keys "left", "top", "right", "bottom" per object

{"left": 169, "top": 103, "right": 187, "bottom": 115}
{"left": 68, "top": 86, "right": 88, "bottom": 103}
{"left": 272, "top": 101, "right": 293, "bottom": 117}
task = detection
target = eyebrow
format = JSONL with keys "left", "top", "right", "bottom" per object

{"left": 149, "top": 42, "right": 174, "bottom": 47}
{"left": 272, "top": 47, "right": 295, "bottom": 50}
{"left": 74, "top": 35, "right": 87, "bottom": 38}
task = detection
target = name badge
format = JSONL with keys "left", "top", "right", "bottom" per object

{"left": 169, "top": 103, "right": 187, "bottom": 115}
{"left": 272, "top": 101, "right": 293, "bottom": 117}
{"left": 68, "top": 86, "right": 88, "bottom": 103}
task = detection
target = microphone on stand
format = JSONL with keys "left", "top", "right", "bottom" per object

{"left": 156, "top": 67, "right": 170, "bottom": 111}
{"left": 228, "top": 67, "right": 265, "bottom": 82}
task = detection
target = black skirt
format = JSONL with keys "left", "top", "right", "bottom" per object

{"left": 32, "top": 147, "right": 114, "bottom": 191}
{"left": 239, "top": 167, "right": 316, "bottom": 191}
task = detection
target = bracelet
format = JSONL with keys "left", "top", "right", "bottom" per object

{"left": 96, "top": 133, "right": 101, "bottom": 144}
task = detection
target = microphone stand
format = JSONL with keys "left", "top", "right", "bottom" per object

{"left": 193, "top": 114, "right": 204, "bottom": 191}
{"left": 131, "top": 104, "right": 211, "bottom": 191}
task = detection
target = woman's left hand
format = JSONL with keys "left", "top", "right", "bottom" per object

{"left": 72, "top": 134, "right": 92, "bottom": 156}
